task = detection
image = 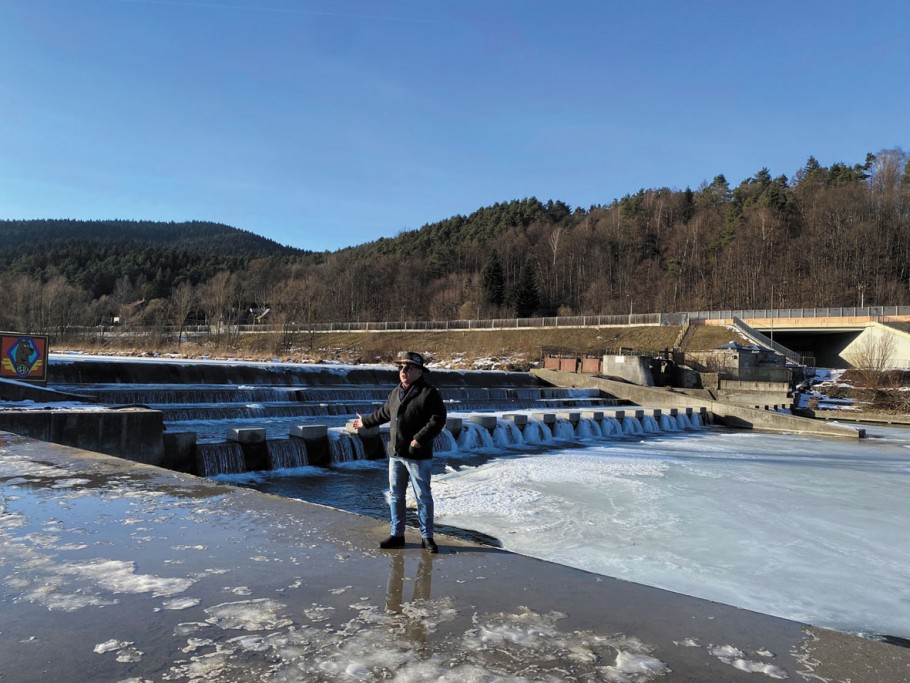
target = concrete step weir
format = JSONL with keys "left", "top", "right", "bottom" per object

{"left": 6, "top": 356, "right": 728, "bottom": 477}
{"left": 531, "top": 368, "right": 864, "bottom": 439}
{"left": 181, "top": 402, "right": 715, "bottom": 476}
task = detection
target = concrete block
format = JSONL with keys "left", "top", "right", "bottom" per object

{"left": 228, "top": 428, "right": 265, "bottom": 444}
{"left": 581, "top": 411, "right": 603, "bottom": 421}
{"left": 557, "top": 411, "right": 580, "bottom": 423}
{"left": 531, "top": 412, "right": 555, "bottom": 424}
{"left": 502, "top": 413, "right": 528, "bottom": 426}
{"left": 469, "top": 414, "right": 497, "bottom": 430}
{"left": 290, "top": 425, "right": 328, "bottom": 440}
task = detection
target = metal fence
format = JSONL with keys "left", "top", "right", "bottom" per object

{"left": 180, "top": 306, "right": 908, "bottom": 335}
{"left": 57, "top": 305, "right": 910, "bottom": 341}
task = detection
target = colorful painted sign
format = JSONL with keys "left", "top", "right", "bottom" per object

{"left": 1, "top": 334, "right": 48, "bottom": 383}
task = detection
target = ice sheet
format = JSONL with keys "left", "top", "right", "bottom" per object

{"left": 435, "top": 428, "right": 910, "bottom": 638}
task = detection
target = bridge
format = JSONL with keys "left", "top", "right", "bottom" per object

{"left": 287, "top": 305, "right": 910, "bottom": 370}
{"left": 690, "top": 307, "right": 910, "bottom": 369}
{"left": 112, "top": 305, "right": 910, "bottom": 370}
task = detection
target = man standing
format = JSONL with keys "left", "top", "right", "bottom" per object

{"left": 352, "top": 351, "right": 447, "bottom": 553}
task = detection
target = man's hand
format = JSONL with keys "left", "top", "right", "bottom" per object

{"left": 352, "top": 413, "right": 363, "bottom": 429}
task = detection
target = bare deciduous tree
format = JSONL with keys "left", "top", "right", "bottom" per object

{"left": 848, "top": 330, "right": 897, "bottom": 386}
{"left": 170, "top": 281, "right": 196, "bottom": 346}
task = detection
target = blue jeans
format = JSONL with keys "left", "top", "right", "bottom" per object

{"left": 388, "top": 456, "right": 434, "bottom": 539}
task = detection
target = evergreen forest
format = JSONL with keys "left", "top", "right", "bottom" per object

{"left": 2, "top": 149, "right": 909, "bottom": 343}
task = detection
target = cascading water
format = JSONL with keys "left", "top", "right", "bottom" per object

{"left": 641, "top": 415, "right": 660, "bottom": 433}
{"left": 602, "top": 417, "right": 623, "bottom": 437}
{"left": 622, "top": 416, "right": 644, "bottom": 435}
{"left": 197, "top": 442, "right": 246, "bottom": 476}
{"left": 433, "top": 429, "right": 458, "bottom": 454}
{"left": 266, "top": 439, "right": 309, "bottom": 469}
{"left": 689, "top": 413, "right": 703, "bottom": 429}
{"left": 658, "top": 414, "right": 679, "bottom": 432}
{"left": 575, "top": 417, "right": 602, "bottom": 439}
{"left": 327, "top": 429, "right": 366, "bottom": 464}
{"left": 492, "top": 421, "right": 524, "bottom": 447}
{"left": 676, "top": 414, "right": 692, "bottom": 430}
{"left": 457, "top": 422, "right": 495, "bottom": 450}
{"left": 522, "top": 418, "right": 553, "bottom": 444}
{"left": 553, "top": 417, "right": 576, "bottom": 440}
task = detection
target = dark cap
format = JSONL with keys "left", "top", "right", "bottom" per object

{"left": 395, "top": 351, "right": 428, "bottom": 371}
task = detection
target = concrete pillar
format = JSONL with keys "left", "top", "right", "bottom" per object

{"left": 228, "top": 427, "right": 268, "bottom": 470}
{"left": 446, "top": 417, "right": 463, "bottom": 439}
{"left": 502, "top": 413, "right": 528, "bottom": 432}
{"left": 290, "top": 424, "right": 329, "bottom": 467}
{"left": 470, "top": 414, "right": 498, "bottom": 434}
{"left": 228, "top": 427, "right": 266, "bottom": 443}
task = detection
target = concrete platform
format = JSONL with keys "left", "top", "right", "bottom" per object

{"left": 1, "top": 433, "right": 907, "bottom": 682}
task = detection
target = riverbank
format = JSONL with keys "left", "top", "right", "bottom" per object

{"left": 2, "top": 432, "right": 908, "bottom": 682}
{"left": 54, "top": 324, "right": 742, "bottom": 370}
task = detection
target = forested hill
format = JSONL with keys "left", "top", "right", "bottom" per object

{"left": 2, "top": 149, "right": 909, "bottom": 332}
{"left": 1, "top": 219, "right": 310, "bottom": 299}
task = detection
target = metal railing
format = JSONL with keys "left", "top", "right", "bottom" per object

{"left": 51, "top": 305, "right": 910, "bottom": 340}
{"left": 684, "top": 306, "right": 910, "bottom": 320}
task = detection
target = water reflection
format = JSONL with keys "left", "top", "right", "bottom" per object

{"left": 385, "top": 552, "right": 435, "bottom": 643}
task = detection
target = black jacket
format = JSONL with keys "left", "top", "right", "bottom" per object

{"left": 361, "top": 376, "right": 447, "bottom": 460}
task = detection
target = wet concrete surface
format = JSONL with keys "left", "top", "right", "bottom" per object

{"left": 1, "top": 432, "right": 907, "bottom": 682}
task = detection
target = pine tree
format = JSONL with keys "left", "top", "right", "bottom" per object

{"left": 481, "top": 250, "right": 506, "bottom": 306}
{"left": 511, "top": 260, "right": 540, "bottom": 317}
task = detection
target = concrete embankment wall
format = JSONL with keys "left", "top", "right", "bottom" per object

{"left": 532, "top": 369, "right": 864, "bottom": 439}
{"left": 0, "top": 408, "right": 165, "bottom": 465}
{"left": 46, "top": 358, "right": 546, "bottom": 389}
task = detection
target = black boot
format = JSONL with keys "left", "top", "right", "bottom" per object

{"left": 421, "top": 538, "right": 438, "bottom": 554}
{"left": 379, "top": 535, "right": 405, "bottom": 549}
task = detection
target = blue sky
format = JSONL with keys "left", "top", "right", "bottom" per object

{"left": 1, "top": 0, "right": 907, "bottom": 252}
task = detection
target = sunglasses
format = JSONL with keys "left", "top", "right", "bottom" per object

{"left": 397, "top": 365, "right": 419, "bottom": 372}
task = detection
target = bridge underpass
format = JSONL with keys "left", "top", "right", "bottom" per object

{"left": 723, "top": 316, "right": 910, "bottom": 369}
{"left": 763, "top": 329, "right": 859, "bottom": 368}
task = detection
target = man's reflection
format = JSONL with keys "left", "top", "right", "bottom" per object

{"left": 385, "top": 553, "right": 434, "bottom": 642}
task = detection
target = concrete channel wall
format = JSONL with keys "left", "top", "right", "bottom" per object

{"left": 532, "top": 369, "right": 865, "bottom": 439}
{"left": 0, "top": 407, "right": 166, "bottom": 464}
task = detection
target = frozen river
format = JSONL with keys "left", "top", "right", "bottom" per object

{"left": 231, "top": 423, "right": 910, "bottom": 642}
